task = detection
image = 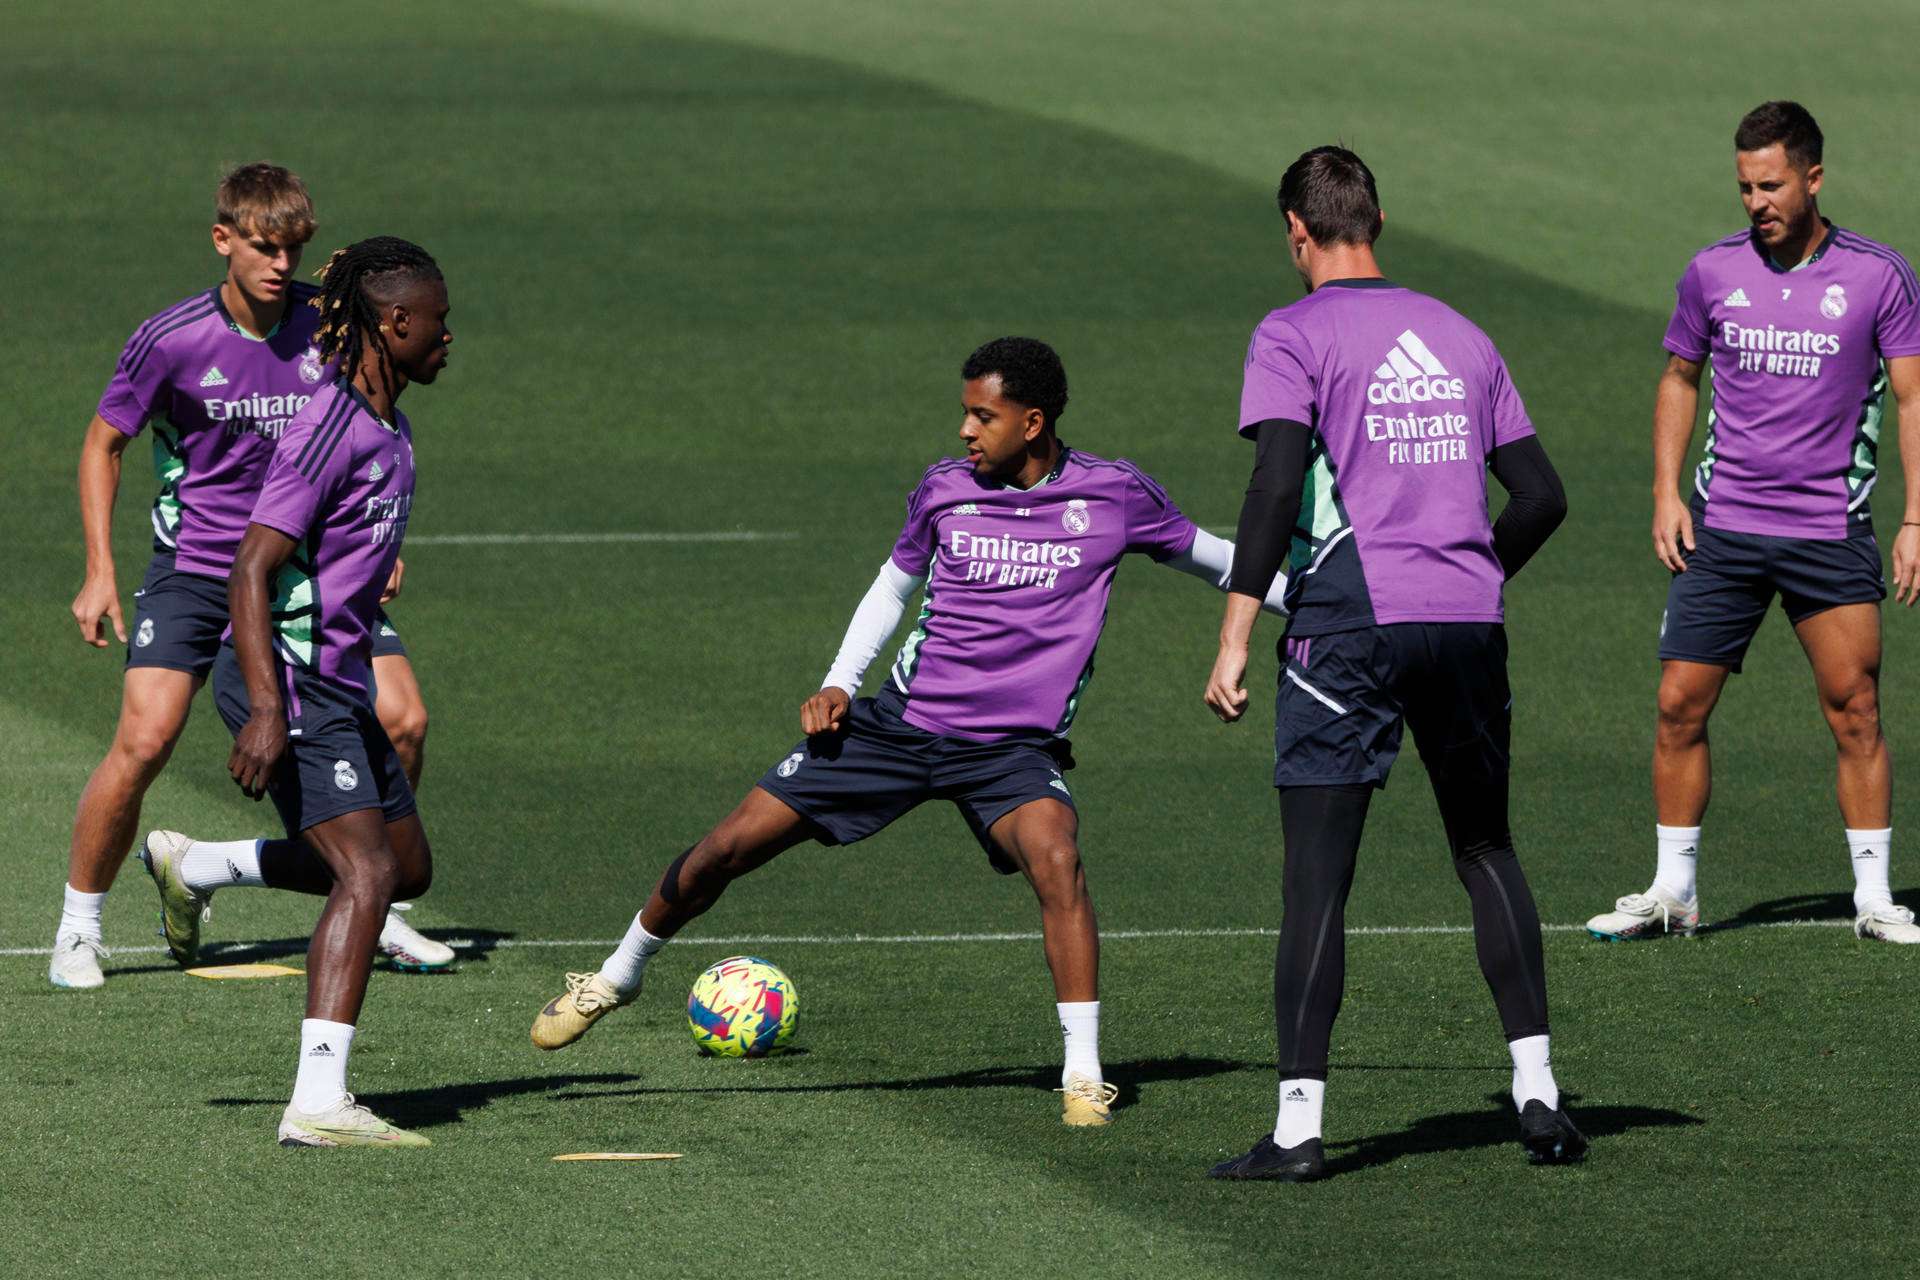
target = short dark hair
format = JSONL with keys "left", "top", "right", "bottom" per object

{"left": 1735, "top": 101, "right": 1823, "bottom": 169}
{"left": 962, "top": 337, "right": 1068, "bottom": 428}
{"left": 1277, "top": 146, "right": 1382, "bottom": 246}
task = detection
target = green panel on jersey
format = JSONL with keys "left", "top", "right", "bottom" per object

{"left": 1846, "top": 365, "right": 1887, "bottom": 516}
{"left": 888, "top": 587, "right": 934, "bottom": 690}
{"left": 1053, "top": 646, "right": 1099, "bottom": 735}
{"left": 149, "top": 421, "right": 184, "bottom": 545}
{"left": 1694, "top": 365, "right": 1720, "bottom": 502}
{"left": 268, "top": 545, "right": 318, "bottom": 666}
{"left": 1289, "top": 439, "right": 1353, "bottom": 574}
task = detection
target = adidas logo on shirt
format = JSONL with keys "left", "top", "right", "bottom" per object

{"left": 1724, "top": 288, "right": 1753, "bottom": 308}
{"left": 1366, "top": 330, "right": 1465, "bottom": 405}
{"left": 199, "top": 366, "right": 230, "bottom": 388}
{"left": 368, "top": 460, "right": 385, "bottom": 483}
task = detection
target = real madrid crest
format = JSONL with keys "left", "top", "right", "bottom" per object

{"left": 298, "top": 345, "right": 325, "bottom": 385}
{"left": 1061, "top": 499, "right": 1091, "bottom": 534}
{"left": 1821, "top": 284, "right": 1848, "bottom": 320}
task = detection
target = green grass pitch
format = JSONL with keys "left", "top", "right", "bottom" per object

{"left": 3, "top": 1, "right": 1918, "bottom": 1275}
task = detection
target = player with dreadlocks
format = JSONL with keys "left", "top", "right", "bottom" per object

{"left": 145, "top": 236, "right": 453, "bottom": 1147}
{"left": 51, "top": 166, "right": 451, "bottom": 991}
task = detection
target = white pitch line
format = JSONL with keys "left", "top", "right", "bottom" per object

{"left": 0, "top": 918, "right": 1856, "bottom": 959}
{"left": 406, "top": 531, "right": 797, "bottom": 546}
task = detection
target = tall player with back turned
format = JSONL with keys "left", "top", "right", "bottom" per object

{"left": 1587, "top": 102, "right": 1920, "bottom": 945}
{"left": 1202, "top": 147, "right": 1578, "bottom": 1180}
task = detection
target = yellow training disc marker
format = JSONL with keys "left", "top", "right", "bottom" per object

{"left": 184, "top": 963, "right": 305, "bottom": 979}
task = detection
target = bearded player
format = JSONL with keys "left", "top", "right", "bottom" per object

{"left": 1587, "top": 102, "right": 1920, "bottom": 945}
{"left": 531, "top": 337, "right": 1287, "bottom": 1127}
{"left": 49, "top": 164, "right": 449, "bottom": 988}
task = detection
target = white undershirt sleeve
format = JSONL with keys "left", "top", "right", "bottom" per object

{"left": 1161, "top": 529, "right": 1289, "bottom": 615}
{"left": 822, "top": 560, "right": 926, "bottom": 695}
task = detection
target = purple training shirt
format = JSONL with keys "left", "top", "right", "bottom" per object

{"left": 1238, "top": 279, "right": 1535, "bottom": 635}
{"left": 1663, "top": 223, "right": 1920, "bottom": 540}
{"left": 247, "top": 381, "right": 415, "bottom": 700}
{"left": 97, "top": 284, "right": 330, "bottom": 578}
{"left": 884, "top": 448, "right": 1197, "bottom": 741}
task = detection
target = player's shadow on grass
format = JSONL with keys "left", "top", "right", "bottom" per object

{"left": 1322, "top": 1093, "right": 1703, "bottom": 1175}
{"left": 1701, "top": 888, "right": 1920, "bottom": 935}
{"left": 115, "top": 928, "right": 520, "bottom": 973}
{"left": 549, "top": 1054, "right": 1256, "bottom": 1112}
{"left": 207, "top": 1072, "right": 642, "bottom": 1130}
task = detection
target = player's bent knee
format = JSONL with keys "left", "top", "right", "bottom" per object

{"left": 1024, "top": 842, "right": 1087, "bottom": 901}
{"left": 112, "top": 721, "right": 182, "bottom": 775}
{"left": 1830, "top": 688, "right": 1883, "bottom": 750}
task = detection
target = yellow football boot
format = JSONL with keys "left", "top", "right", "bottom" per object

{"left": 1059, "top": 1074, "right": 1119, "bottom": 1126}
{"left": 531, "top": 971, "right": 632, "bottom": 1049}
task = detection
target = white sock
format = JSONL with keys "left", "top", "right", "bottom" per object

{"left": 58, "top": 884, "right": 106, "bottom": 942}
{"left": 599, "top": 914, "right": 667, "bottom": 995}
{"left": 1653, "top": 824, "right": 1700, "bottom": 903}
{"left": 1274, "top": 1078, "right": 1325, "bottom": 1148}
{"left": 291, "top": 1018, "right": 355, "bottom": 1113}
{"left": 1509, "top": 1033, "right": 1559, "bottom": 1111}
{"left": 1057, "top": 1000, "right": 1102, "bottom": 1085}
{"left": 179, "top": 838, "right": 267, "bottom": 892}
{"left": 1847, "top": 827, "right": 1893, "bottom": 913}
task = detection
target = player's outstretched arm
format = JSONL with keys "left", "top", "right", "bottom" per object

{"left": 226, "top": 522, "right": 299, "bottom": 798}
{"left": 1888, "top": 355, "right": 1920, "bottom": 606}
{"left": 72, "top": 415, "right": 132, "bottom": 647}
{"left": 1161, "top": 530, "right": 1289, "bottom": 614}
{"left": 1488, "top": 435, "right": 1568, "bottom": 580}
{"left": 1652, "top": 354, "right": 1704, "bottom": 572}
{"left": 802, "top": 559, "right": 926, "bottom": 733}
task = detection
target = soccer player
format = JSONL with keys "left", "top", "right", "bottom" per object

{"left": 1586, "top": 102, "right": 1920, "bottom": 945}
{"left": 1201, "top": 147, "right": 1578, "bottom": 1181}
{"left": 48, "top": 164, "right": 448, "bottom": 988}
{"left": 145, "top": 236, "right": 451, "bottom": 1146}
{"left": 531, "top": 337, "right": 1288, "bottom": 1126}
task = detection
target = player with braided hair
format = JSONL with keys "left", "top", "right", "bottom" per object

{"left": 144, "top": 236, "right": 453, "bottom": 1146}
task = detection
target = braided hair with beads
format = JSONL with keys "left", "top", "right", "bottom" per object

{"left": 310, "top": 236, "right": 442, "bottom": 403}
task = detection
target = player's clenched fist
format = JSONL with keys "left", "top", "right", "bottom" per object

{"left": 800, "top": 686, "right": 851, "bottom": 736}
{"left": 1204, "top": 643, "right": 1251, "bottom": 724}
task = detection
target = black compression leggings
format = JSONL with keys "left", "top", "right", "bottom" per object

{"left": 1272, "top": 778, "right": 1549, "bottom": 1081}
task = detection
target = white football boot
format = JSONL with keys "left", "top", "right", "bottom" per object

{"left": 278, "top": 1095, "right": 430, "bottom": 1148}
{"left": 378, "top": 902, "right": 456, "bottom": 971}
{"left": 48, "top": 933, "right": 109, "bottom": 989}
{"left": 1854, "top": 903, "right": 1920, "bottom": 944}
{"left": 1586, "top": 886, "right": 1700, "bottom": 941}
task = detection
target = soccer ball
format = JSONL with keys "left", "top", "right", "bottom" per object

{"left": 687, "top": 955, "right": 798, "bottom": 1057}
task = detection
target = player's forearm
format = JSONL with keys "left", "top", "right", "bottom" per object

{"left": 1227, "top": 419, "right": 1310, "bottom": 600}
{"left": 77, "top": 419, "right": 127, "bottom": 578}
{"left": 228, "top": 538, "right": 285, "bottom": 716}
{"left": 1651, "top": 373, "right": 1699, "bottom": 496}
{"left": 1217, "top": 591, "right": 1263, "bottom": 651}
{"left": 822, "top": 560, "right": 924, "bottom": 695}
{"left": 1489, "top": 435, "right": 1568, "bottom": 580}
{"left": 1900, "top": 394, "right": 1920, "bottom": 521}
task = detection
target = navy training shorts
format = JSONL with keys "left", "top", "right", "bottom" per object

{"left": 1273, "top": 623, "right": 1511, "bottom": 790}
{"left": 1659, "top": 518, "right": 1883, "bottom": 673}
{"left": 212, "top": 644, "right": 416, "bottom": 836}
{"left": 126, "top": 553, "right": 228, "bottom": 678}
{"left": 755, "top": 686, "right": 1077, "bottom": 874}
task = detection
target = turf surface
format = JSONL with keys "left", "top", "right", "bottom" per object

{"left": 4, "top": 1, "right": 1918, "bottom": 1275}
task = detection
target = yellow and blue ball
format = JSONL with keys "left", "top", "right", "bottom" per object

{"left": 687, "top": 955, "right": 797, "bottom": 1057}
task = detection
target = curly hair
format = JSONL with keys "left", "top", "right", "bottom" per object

{"left": 962, "top": 336, "right": 1069, "bottom": 428}
{"left": 310, "top": 236, "right": 442, "bottom": 402}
